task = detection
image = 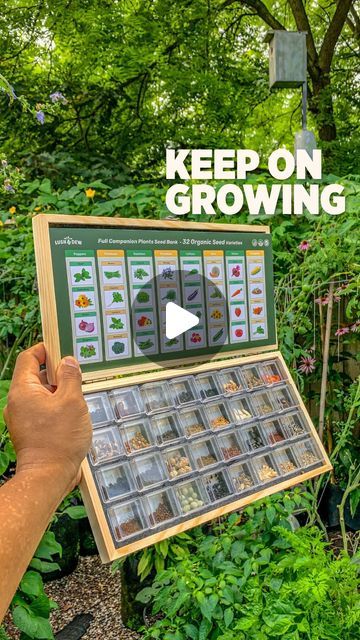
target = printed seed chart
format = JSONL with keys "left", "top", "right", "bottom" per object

{"left": 50, "top": 227, "right": 276, "bottom": 372}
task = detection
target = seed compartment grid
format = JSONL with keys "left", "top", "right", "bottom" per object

{"left": 83, "top": 354, "right": 330, "bottom": 554}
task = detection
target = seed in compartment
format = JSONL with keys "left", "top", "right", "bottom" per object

{"left": 258, "top": 462, "right": 278, "bottom": 481}
{"left": 90, "top": 429, "right": 122, "bottom": 464}
{"left": 192, "top": 439, "right": 218, "bottom": 469}
{"left": 176, "top": 483, "right": 204, "bottom": 514}
{"left": 204, "top": 472, "right": 230, "bottom": 501}
{"left": 279, "top": 459, "right": 297, "bottom": 473}
{"left": 165, "top": 450, "right": 192, "bottom": 478}
{"left": 179, "top": 407, "right": 206, "bottom": 437}
{"left": 219, "top": 433, "right": 242, "bottom": 460}
{"left": 152, "top": 413, "right": 180, "bottom": 445}
{"left": 230, "top": 398, "right": 252, "bottom": 422}
{"left": 170, "top": 378, "right": 197, "bottom": 405}
{"left": 99, "top": 464, "right": 132, "bottom": 500}
{"left": 218, "top": 370, "right": 242, "bottom": 394}
{"left": 299, "top": 448, "right": 318, "bottom": 466}
{"left": 244, "top": 426, "right": 264, "bottom": 450}
{"left": 85, "top": 394, "right": 112, "bottom": 426}
{"left": 196, "top": 374, "right": 219, "bottom": 400}
{"left": 273, "top": 387, "right": 293, "bottom": 410}
{"left": 261, "top": 362, "right": 282, "bottom": 385}
{"left": 253, "top": 393, "right": 274, "bottom": 415}
{"left": 122, "top": 420, "right": 151, "bottom": 454}
{"left": 206, "top": 403, "right": 231, "bottom": 430}
{"left": 211, "top": 415, "right": 230, "bottom": 429}
{"left": 262, "top": 419, "right": 285, "bottom": 445}
{"left": 232, "top": 469, "right": 254, "bottom": 491}
{"left": 134, "top": 454, "right": 166, "bottom": 488}
{"left": 284, "top": 414, "right": 306, "bottom": 437}
{"left": 110, "top": 502, "right": 144, "bottom": 540}
{"left": 242, "top": 367, "right": 262, "bottom": 389}
{"left": 147, "top": 491, "right": 175, "bottom": 525}
{"left": 111, "top": 388, "right": 142, "bottom": 419}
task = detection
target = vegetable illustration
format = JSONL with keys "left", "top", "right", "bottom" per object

{"left": 210, "top": 287, "right": 222, "bottom": 299}
{"left": 255, "top": 325, "right": 265, "bottom": 335}
{"left": 190, "top": 332, "right": 201, "bottom": 343}
{"left": 209, "top": 266, "right": 220, "bottom": 278}
{"left": 231, "top": 265, "right": 241, "bottom": 277}
{"left": 186, "top": 268, "right": 198, "bottom": 278}
{"left": 165, "top": 337, "right": 179, "bottom": 347}
{"left": 196, "top": 311, "right": 202, "bottom": 319}
{"left": 252, "top": 287, "right": 262, "bottom": 295}
{"left": 251, "top": 266, "right": 261, "bottom": 276}
{"left": 187, "top": 289, "right": 199, "bottom": 301}
{"left": 136, "top": 290, "right": 150, "bottom": 304}
{"left": 104, "top": 270, "right": 121, "bottom": 280}
{"left": 235, "top": 328, "right": 244, "bottom": 338}
{"left": 231, "top": 288, "right": 242, "bottom": 298}
{"left": 109, "top": 317, "right": 124, "bottom": 330}
{"left": 139, "top": 339, "right": 154, "bottom": 350}
{"left": 235, "top": 308, "right": 242, "bottom": 317}
{"left": 161, "top": 267, "right": 174, "bottom": 280}
{"left": 253, "top": 306, "right": 263, "bottom": 315}
{"left": 211, "top": 309, "right": 222, "bottom": 319}
{"left": 75, "top": 294, "right": 93, "bottom": 308}
{"left": 74, "top": 268, "right": 91, "bottom": 283}
{"left": 213, "top": 328, "right": 224, "bottom": 342}
{"left": 110, "top": 291, "right": 124, "bottom": 305}
{"left": 134, "top": 268, "right": 149, "bottom": 280}
{"left": 112, "top": 341, "right": 125, "bottom": 354}
{"left": 80, "top": 344, "right": 96, "bottom": 358}
{"left": 162, "top": 290, "right": 176, "bottom": 301}
{"left": 138, "top": 315, "right": 152, "bottom": 327}
{"left": 78, "top": 320, "right": 95, "bottom": 333}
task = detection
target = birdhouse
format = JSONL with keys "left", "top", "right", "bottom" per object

{"left": 265, "top": 31, "right": 307, "bottom": 89}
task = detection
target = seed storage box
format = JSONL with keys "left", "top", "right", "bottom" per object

{"left": 33, "top": 214, "right": 331, "bottom": 561}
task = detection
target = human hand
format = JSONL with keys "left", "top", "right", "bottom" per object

{"left": 4, "top": 343, "right": 92, "bottom": 492}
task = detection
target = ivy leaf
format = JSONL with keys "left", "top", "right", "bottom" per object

{"left": 61, "top": 505, "right": 87, "bottom": 520}
{"left": 35, "top": 532, "right": 62, "bottom": 561}
{"left": 20, "top": 571, "right": 42, "bottom": 597}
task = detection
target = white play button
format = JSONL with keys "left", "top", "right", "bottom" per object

{"left": 165, "top": 302, "right": 200, "bottom": 340}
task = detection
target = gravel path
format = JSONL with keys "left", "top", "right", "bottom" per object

{"left": 45, "top": 556, "right": 140, "bottom": 640}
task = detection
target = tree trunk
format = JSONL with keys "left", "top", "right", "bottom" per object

{"left": 309, "top": 73, "right": 337, "bottom": 143}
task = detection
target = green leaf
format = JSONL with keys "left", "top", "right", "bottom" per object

{"left": 20, "top": 571, "right": 42, "bottom": 597}
{"left": 224, "top": 607, "right": 234, "bottom": 628}
{"left": 12, "top": 606, "right": 38, "bottom": 639}
{"left": 0, "top": 451, "right": 9, "bottom": 475}
{"left": 198, "top": 618, "right": 212, "bottom": 640}
{"left": 61, "top": 505, "right": 87, "bottom": 520}
{"left": 35, "top": 532, "right": 62, "bottom": 560}
{"left": 29, "top": 558, "right": 60, "bottom": 574}
{"left": 200, "top": 594, "right": 218, "bottom": 622}
{"left": 266, "top": 505, "right": 276, "bottom": 525}
{"left": 183, "top": 623, "right": 198, "bottom": 640}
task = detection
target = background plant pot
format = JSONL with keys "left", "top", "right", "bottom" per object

{"left": 344, "top": 497, "right": 360, "bottom": 531}
{"left": 318, "top": 484, "right": 344, "bottom": 529}
{"left": 79, "top": 517, "right": 98, "bottom": 556}
{"left": 121, "top": 556, "right": 151, "bottom": 630}
{"left": 43, "top": 514, "right": 80, "bottom": 581}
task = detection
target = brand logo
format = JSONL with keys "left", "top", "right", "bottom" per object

{"left": 54, "top": 236, "right": 83, "bottom": 246}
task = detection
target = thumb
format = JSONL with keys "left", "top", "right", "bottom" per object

{"left": 55, "top": 356, "right": 82, "bottom": 397}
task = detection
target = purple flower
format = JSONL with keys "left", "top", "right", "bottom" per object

{"left": 298, "top": 240, "right": 310, "bottom": 251}
{"left": 315, "top": 295, "right": 329, "bottom": 306}
{"left": 4, "top": 182, "right": 15, "bottom": 193}
{"left": 298, "top": 355, "right": 316, "bottom": 375}
{"left": 335, "top": 327, "right": 350, "bottom": 337}
{"left": 50, "top": 91, "right": 67, "bottom": 104}
{"left": 36, "top": 110, "right": 45, "bottom": 124}
{"left": 350, "top": 320, "right": 360, "bottom": 333}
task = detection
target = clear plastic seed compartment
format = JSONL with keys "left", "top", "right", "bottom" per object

{"left": 216, "top": 368, "right": 245, "bottom": 396}
{"left": 109, "top": 499, "right": 148, "bottom": 542}
{"left": 217, "top": 430, "right": 243, "bottom": 461}
{"left": 295, "top": 439, "right": 323, "bottom": 469}
{"left": 204, "top": 400, "right": 233, "bottom": 431}
{"left": 96, "top": 461, "right": 135, "bottom": 503}
{"left": 168, "top": 376, "right": 199, "bottom": 407}
{"left": 109, "top": 386, "right": 144, "bottom": 421}
{"left": 178, "top": 405, "right": 208, "bottom": 438}
{"left": 195, "top": 372, "right": 221, "bottom": 401}
{"left": 85, "top": 392, "right": 115, "bottom": 427}
{"left": 150, "top": 411, "right": 183, "bottom": 446}
{"left": 140, "top": 381, "right": 173, "bottom": 414}
{"left": 120, "top": 418, "right": 153, "bottom": 455}
{"left": 261, "top": 417, "right": 287, "bottom": 446}
{"left": 132, "top": 452, "right": 167, "bottom": 490}
{"left": 191, "top": 436, "right": 221, "bottom": 470}
{"left": 259, "top": 360, "right": 286, "bottom": 386}
{"left": 241, "top": 365, "right": 264, "bottom": 390}
{"left": 272, "top": 384, "right": 297, "bottom": 412}
{"left": 252, "top": 453, "right": 279, "bottom": 484}
{"left": 202, "top": 469, "right": 232, "bottom": 503}
{"left": 228, "top": 460, "right": 257, "bottom": 494}
{"left": 251, "top": 390, "right": 276, "bottom": 417}
{"left": 163, "top": 444, "right": 194, "bottom": 479}
{"left": 272, "top": 446, "right": 299, "bottom": 476}
{"left": 144, "top": 487, "right": 179, "bottom": 527}
{"left": 240, "top": 422, "right": 266, "bottom": 452}
{"left": 90, "top": 425, "right": 123, "bottom": 465}
{"left": 228, "top": 394, "right": 254, "bottom": 424}
{"left": 281, "top": 411, "right": 309, "bottom": 439}
{"left": 174, "top": 478, "right": 208, "bottom": 515}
